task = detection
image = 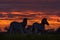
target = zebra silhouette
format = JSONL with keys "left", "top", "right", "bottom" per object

{"left": 32, "top": 18, "right": 49, "bottom": 33}
{"left": 8, "top": 18, "right": 27, "bottom": 33}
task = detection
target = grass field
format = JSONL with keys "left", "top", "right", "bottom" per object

{"left": 0, "top": 33, "right": 60, "bottom": 40}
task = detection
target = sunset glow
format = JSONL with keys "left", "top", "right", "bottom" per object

{"left": 0, "top": 0, "right": 60, "bottom": 32}
{"left": 0, "top": 11, "right": 60, "bottom": 31}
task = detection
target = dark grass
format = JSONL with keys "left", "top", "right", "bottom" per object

{"left": 0, "top": 33, "right": 60, "bottom": 40}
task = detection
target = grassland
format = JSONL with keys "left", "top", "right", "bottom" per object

{"left": 0, "top": 33, "right": 60, "bottom": 40}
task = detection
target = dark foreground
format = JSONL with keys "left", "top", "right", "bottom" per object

{"left": 0, "top": 33, "right": 60, "bottom": 40}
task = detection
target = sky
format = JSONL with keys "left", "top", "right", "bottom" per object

{"left": 0, "top": 0, "right": 60, "bottom": 31}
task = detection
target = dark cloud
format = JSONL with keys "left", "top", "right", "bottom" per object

{"left": 0, "top": 0, "right": 59, "bottom": 11}
{"left": 0, "top": 0, "right": 60, "bottom": 17}
{"left": 0, "top": 13, "right": 37, "bottom": 20}
{"left": 0, "top": 14, "right": 4, "bottom": 17}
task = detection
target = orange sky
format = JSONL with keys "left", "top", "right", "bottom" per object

{"left": 0, "top": 0, "right": 60, "bottom": 32}
{"left": 0, "top": 11, "right": 60, "bottom": 31}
